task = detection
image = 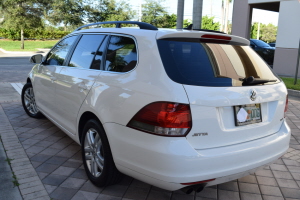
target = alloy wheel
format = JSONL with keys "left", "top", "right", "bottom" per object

{"left": 23, "top": 87, "right": 39, "bottom": 115}
{"left": 84, "top": 128, "right": 104, "bottom": 177}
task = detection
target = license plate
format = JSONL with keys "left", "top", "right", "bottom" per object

{"left": 233, "top": 104, "right": 262, "bottom": 126}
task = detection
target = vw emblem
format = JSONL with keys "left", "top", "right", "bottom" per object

{"left": 250, "top": 90, "right": 257, "bottom": 101}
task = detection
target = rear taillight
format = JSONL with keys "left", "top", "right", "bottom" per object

{"left": 284, "top": 95, "right": 288, "bottom": 117}
{"left": 127, "top": 102, "right": 192, "bottom": 136}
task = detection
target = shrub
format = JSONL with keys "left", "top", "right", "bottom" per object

{"left": 0, "top": 28, "right": 70, "bottom": 40}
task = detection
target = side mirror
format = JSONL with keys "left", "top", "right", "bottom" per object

{"left": 29, "top": 54, "right": 43, "bottom": 64}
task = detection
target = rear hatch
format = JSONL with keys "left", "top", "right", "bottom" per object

{"left": 157, "top": 32, "right": 287, "bottom": 150}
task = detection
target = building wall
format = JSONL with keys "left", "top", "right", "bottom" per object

{"left": 273, "top": 0, "right": 300, "bottom": 76}
{"left": 231, "top": 0, "right": 252, "bottom": 39}
{"left": 276, "top": 0, "right": 300, "bottom": 49}
{"left": 248, "top": 0, "right": 280, "bottom": 3}
{"left": 273, "top": 48, "right": 299, "bottom": 76}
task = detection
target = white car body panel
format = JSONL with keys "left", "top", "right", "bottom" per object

{"left": 77, "top": 31, "right": 189, "bottom": 127}
{"left": 104, "top": 120, "right": 290, "bottom": 191}
{"left": 27, "top": 26, "right": 291, "bottom": 191}
{"left": 156, "top": 29, "right": 250, "bottom": 46}
{"left": 33, "top": 64, "right": 61, "bottom": 119}
{"left": 184, "top": 82, "right": 287, "bottom": 149}
{"left": 54, "top": 66, "right": 101, "bottom": 135}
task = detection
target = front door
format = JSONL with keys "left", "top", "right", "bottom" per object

{"left": 34, "top": 36, "right": 78, "bottom": 119}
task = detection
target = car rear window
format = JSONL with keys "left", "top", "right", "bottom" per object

{"left": 157, "top": 38, "right": 279, "bottom": 87}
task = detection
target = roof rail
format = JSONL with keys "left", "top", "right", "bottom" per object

{"left": 184, "top": 24, "right": 226, "bottom": 34}
{"left": 74, "top": 21, "right": 158, "bottom": 31}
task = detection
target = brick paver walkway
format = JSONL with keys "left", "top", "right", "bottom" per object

{"left": 0, "top": 99, "right": 300, "bottom": 200}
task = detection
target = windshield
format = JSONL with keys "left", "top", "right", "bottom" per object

{"left": 157, "top": 38, "right": 279, "bottom": 87}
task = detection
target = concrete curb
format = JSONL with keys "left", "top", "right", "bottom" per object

{"left": 0, "top": 104, "right": 50, "bottom": 200}
{"left": 0, "top": 136, "right": 22, "bottom": 200}
{"left": 288, "top": 89, "right": 300, "bottom": 98}
{"left": 0, "top": 48, "right": 50, "bottom": 55}
{"left": 0, "top": 48, "right": 36, "bottom": 55}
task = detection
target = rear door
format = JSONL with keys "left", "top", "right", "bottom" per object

{"left": 54, "top": 34, "right": 107, "bottom": 135}
{"left": 157, "top": 38, "right": 287, "bottom": 150}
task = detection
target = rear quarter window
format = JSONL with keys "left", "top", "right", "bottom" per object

{"left": 104, "top": 36, "right": 137, "bottom": 72}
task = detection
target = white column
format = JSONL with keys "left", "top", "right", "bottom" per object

{"left": 193, "top": 0, "right": 203, "bottom": 29}
{"left": 231, "top": 1, "right": 252, "bottom": 39}
{"left": 273, "top": 0, "right": 300, "bottom": 76}
{"left": 176, "top": 0, "right": 185, "bottom": 29}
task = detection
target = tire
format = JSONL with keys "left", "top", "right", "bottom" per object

{"left": 21, "top": 82, "right": 43, "bottom": 118}
{"left": 81, "top": 119, "right": 123, "bottom": 187}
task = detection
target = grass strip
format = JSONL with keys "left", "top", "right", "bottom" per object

{"left": 0, "top": 39, "right": 58, "bottom": 51}
{"left": 281, "top": 77, "right": 300, "bottom": 91}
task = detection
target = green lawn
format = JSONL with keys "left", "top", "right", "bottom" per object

{"left": 0, "top": 40, "right": 58, "bottom": 51}
{"left": 281, "top": 77, "right": 300, "bottom": 91}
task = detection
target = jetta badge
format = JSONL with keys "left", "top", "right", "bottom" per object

{"left": 250, "top": 90, "right": 257, "bottom": 101}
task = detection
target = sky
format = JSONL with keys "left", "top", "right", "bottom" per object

{"left": 127, "top": 0, "right": 279, "bottom": 26}
{"left": 252, "top": 9, "right": 279, "bottom": 25}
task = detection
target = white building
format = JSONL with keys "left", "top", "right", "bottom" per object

{"left": 231, "top": 0, "right": 300, "bottom": 77}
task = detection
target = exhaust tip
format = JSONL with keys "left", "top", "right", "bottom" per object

{"left": 186, "top": 188, "right": 194, "bottom": 194}
{"left": 180, "top": 183, "right": 208, "bottom": 194}
{"left": 196, "top": 186, "right": 205, "bottom": 193}
{"left": 180, "top": 187, "right": 194, "bottom": 194}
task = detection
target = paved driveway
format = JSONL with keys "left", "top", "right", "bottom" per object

{"left": 0, "top": 53, "right": 32, "bottom": 83}
{"left": 0, "top": 97, "right": 299, "bottom": 200}
{"left": 0, "top": 54, "right": 300, "bottom": 200}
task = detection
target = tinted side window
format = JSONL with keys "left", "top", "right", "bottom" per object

{"left": 90, "top": 36, "right": 108, "bottom": 70}
{"left": 105, "top": 36, "right": 137, "bottom": 72}
{"left": 69, "top": 35, "right": 105, "bottom": 69}
{"left": 45, "top": 36, "right": 77, "bottom": 65}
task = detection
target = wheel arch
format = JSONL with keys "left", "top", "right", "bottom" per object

{"left": 78, "top": 111, "right": 102, "bottom": 144}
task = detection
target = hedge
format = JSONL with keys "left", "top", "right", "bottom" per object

{"left": 0, "top": 28, "right": 70, "bottom": 40}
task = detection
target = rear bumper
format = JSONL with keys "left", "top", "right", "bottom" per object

{"left": 104, "top": 120, "right": 290, "bottom": 191}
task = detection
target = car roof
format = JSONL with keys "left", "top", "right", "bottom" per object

{"left": 72, "top": 21, "right": 250, "bottom": 46}
{"left": 73, "top": 28, "right": 249, "bottom": 46}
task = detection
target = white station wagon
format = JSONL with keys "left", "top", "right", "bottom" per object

{"left": 22, "top": 21, "right": 290, "bottom": 194}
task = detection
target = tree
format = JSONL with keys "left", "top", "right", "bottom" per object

{"left": 159, "top": 14, "right": 177, "bottom": 28}
{"left": 250, "top": 22, "right": 259, "bottom": 39}
{"left": 86, "top": 0, "right": 135, "bottom": 25}
{"left": 46, "top": 0, "right": 87, "bottom": 31}
{"left": 201, "top": 16, "right": 220, "bottom": 31}
{"left": 184, "top": 19, "right": 192, "bottom": 28}
{"left": 141, "top": 0, "right": 168, "bottom": 27}
{"left": 260, "top": 23, "right": 277, "bottom": 43}
{"left": 250, "top": 22, "right": 277, "bottom": 43}
{"left": 0, "top": 0, "right": 49, "bottom": 49}
{"left": 182, "top": 16, "right": 220, "bottom": 31}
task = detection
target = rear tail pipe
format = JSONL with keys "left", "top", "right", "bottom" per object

{"left": 180, "top": 183, "right": 207, "bottom": 194}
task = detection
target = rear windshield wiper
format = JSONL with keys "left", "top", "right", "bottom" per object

{"left": 239, "top": 76, "right": 277, "bottom": 86}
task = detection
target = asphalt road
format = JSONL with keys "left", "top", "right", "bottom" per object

{"left": 0, "top": 52, "right": 33, "bottom": 83}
